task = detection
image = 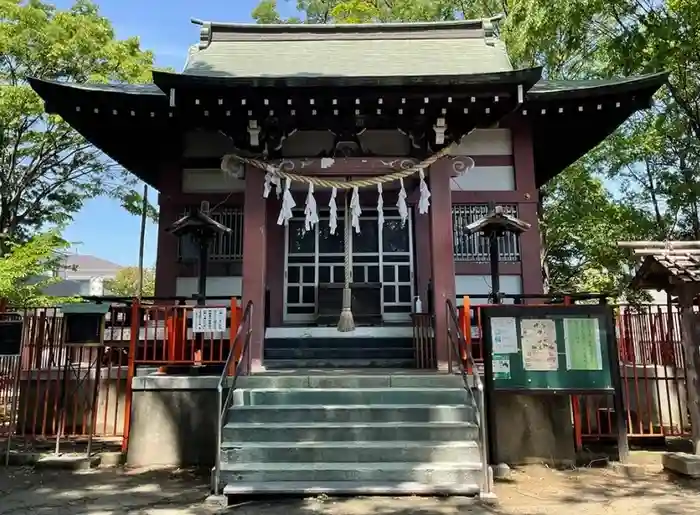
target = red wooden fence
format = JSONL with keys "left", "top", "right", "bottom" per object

{"left": 0, "top": 299, "right": 242, "bottom": 447}
{"left": 0, "top": 297, "right": 690, "bottom": 446}
{"left": 457, "top": 299, "right": 691, "bottom": 441}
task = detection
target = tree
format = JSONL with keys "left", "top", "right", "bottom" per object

{"left": 504, "top": 0, "right": 700, "bottom": 237}
{"left": 252, "top": 0, "right": 506, "bottom": 24}
{"left": 540, "top": 164, "right": 654, "bottom": 300}
{"left": 0, "top": 230, "right": 76, "bottom": 306}
{"left": 0, "top": 0, "right": 156, "bottom": 254}
{"left": 104, "top": 266, "right": 155, "bottom": 298}
{"left": 252, "top": 0, "right": 666, "bottom": 299}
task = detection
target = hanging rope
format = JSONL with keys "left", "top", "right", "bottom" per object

{"left": 229, "top": 128, "right": 476, "bottom": 192}
{"left": 337, "top": 190, "right": 355, "bottom": 332}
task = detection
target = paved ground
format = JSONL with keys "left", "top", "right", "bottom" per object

{"left": 0, "top": 453, "right": 698, "bottom": 514}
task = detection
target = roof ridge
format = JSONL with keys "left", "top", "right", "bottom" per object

{"left": 192, "top": 16, "right": 505, "bottom": 51}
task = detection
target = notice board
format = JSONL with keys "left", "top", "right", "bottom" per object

{"left": 480, "top": 304, "right": 616, "bottom": 393}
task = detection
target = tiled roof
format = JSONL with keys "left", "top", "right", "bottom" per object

{"left": 184, "top": 18, "right": 513, "bottom": 78}
{"left": 629, "top": 249, "right": 700, "bottom": 293}
{"left": 63, "top": 254, "right": 123, "bottom": 272}
{"left": 647, "top": 253, "right": 700, "bottom": 283}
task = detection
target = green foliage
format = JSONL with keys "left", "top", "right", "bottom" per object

{"left": 104, "top": 266, "right": 155, "bottom": 298}
{"left": 503, "top": 0, "right": 700, "bottom": 273}
{"left": 0, "top": 230, "right": 78, "bottom": 306}
{"left": 0, "top": 0, "right": 157, "bottom": 252}
{"left": 251, "top": 0, "right": 700, "bottom": 301}
{"left": 252, "top": 0, "right": 507, "bottom": 23}
{"left": 541, "top": 165, "right": 653, "bottom": 301}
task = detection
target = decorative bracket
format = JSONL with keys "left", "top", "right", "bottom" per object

{"left": 434, "top": 117, "right": 447, "bottom": 145}
{"left": 247, "top": 120, "right": 261, "bottom": 147}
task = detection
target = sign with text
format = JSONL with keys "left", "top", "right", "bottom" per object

{"left": 192, "top": 307, "right": 227, "bottom": 333}
{"left": 480, "top": 304, "right": 616, "bottom": 393}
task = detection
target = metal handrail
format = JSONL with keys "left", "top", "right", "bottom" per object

{"left": 214, "top": 300, "right": 254, "bottom": 496}
{"left": 445, "top": 299, "right": 491, "bottom": 496}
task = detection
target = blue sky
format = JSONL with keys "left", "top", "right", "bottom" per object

{"left": 58, "top": 0, "right": 299, "bottom": 266}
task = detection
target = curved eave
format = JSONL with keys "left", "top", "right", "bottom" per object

{"left": 29, "top": 77, "right": 166, "bottom": 106}
{"left": 28, "top": 78, "right": 172, "bottom": 188}
{"left": 152, "top": 66, "right": 543, "bottom": 91}
{"left": 528, "top": 72, "right": 668, "bottom": 102}
{"left": 530, "top": 72, "right": 668, "bottom": 188}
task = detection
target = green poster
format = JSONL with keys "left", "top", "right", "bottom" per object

{"left": 563, "top": 318, "right": 603, "bottom": 371}
{"left": 492, "top": 353, "right": 511, "bottom": 379}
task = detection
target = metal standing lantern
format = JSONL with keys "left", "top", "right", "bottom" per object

{"left": 0, "top": 313, "right": 24, "bottom": 466}
{"left": 56, "top": 302, "right": 110, "bottom": 460}
{"left": 465, "top": 204, "right": 531, "bottom": 304}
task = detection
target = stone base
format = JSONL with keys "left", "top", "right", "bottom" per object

{"left": 478, "top": 492, "right": 499, "bottom": 506}
{"left": 610, "top": 462, "right": 648, "bottom": 479}
{"left": 204, "top": 494, "right": 228, "bottom": 509}
{"left": 663, "top": 452, "right": 700, "bottom": 478}
{"left": 34, "top": 454, "right": 100, "bottom": 471}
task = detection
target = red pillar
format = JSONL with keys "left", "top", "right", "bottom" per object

{"left": 429, "top": 160, "right": 456, "bottom": 371}
{"left": 241, "top": 167, "right": 267, "bottom": 371}
{"left": 511, "top": 121, "right": 543, "bottom": 296}
{"left": 154, "top": 197, "right": 179, "bottom": 299}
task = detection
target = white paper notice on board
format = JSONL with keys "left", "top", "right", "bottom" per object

{"left": 520, "top": 319, "right": 559, "bottom": 371}
{"left": 192, "top": 307, "right": 227, "bottom": 333}
{"left": 490, "top": 317, "right": 519, "bottom": 354}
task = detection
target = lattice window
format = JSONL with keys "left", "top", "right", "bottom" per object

{"left": 177, "top": 207, "right": 244, "bottom": 261}
{"left": 452, "top": 204, "right": 521, "bottom": 262}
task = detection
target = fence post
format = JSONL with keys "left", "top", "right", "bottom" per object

{"left": 121, "top": 298, "right": 140, "bottom": 454}
{"left": 228, "top": 297, "right": 240, "bottom": 376}
{"left": 462, "top": 296, "right": 471, "bottom": 373}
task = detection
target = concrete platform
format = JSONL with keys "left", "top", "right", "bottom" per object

{"left": 223, "top": 480, "right": 480, "bottom": 496}
{"left": 662, "top": 452, "right": 700, "bottom": 478}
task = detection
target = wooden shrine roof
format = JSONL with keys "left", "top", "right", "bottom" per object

{"left": 26, "top": 17, "right": 668, "bottom": 190}
{"left": 31, "top": 72, "right": 667, "bottom": 101}
{"left": 620, "top": 242, "right": 700, "bottom": 294}
{"left": 184, "top": 17, "right": 511, "bottom": 79}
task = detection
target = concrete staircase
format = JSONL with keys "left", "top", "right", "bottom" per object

{"left": 219, "top": 372, "right": 486, "bottom": 497}
{"left": 263, "top": 327, "right": 416, "bottom": 369}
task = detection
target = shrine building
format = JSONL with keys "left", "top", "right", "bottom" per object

{"left": 29, "top": 16, "right": 667, "bottom": 497}
{"left": 30, "top": 18, "right": 666, "bottom": 370}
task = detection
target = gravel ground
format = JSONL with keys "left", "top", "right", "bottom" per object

{"left": 0, "top": 452, "right": 697, "bottom": 514}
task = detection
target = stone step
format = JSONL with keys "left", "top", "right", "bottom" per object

{"left": 222, "top": 421, "right": 479, "bottom": 442}
{"left": 236, "top": 373, "right": 466, "bottom": 389}
{"left": 220, "top": 461, "right": 483, "bottom": 484}
{"left": 220, "top": 440, "right": 481, "bottom": 464}
{"left": 228, "top": 404, "right": 474, "bottom": 424}
{"left": 232, "top": 387, "right": 468, "bottom": 406}
{"left": 264, "top": 358, "right": 416, "bottom": 369}
{"left": 264, "top": 337, "right": 414, "bottom": 350}
{"left": 265, "top": 347, "right": 415, "bottom": 360}
{"left": 223, "top": 480, "right": 481, "bottom": 496}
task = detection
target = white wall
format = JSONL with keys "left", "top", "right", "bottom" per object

{"left": 455, "top": 274, "right": 522, "bottom": 304}
{"left": 181, "top": 168, "right": 245, "bottom": 193}
{"left": 450, "top": 165, "right": 515, "bottom": 191}
{"left": 175, "top": 276, "right": 242, "bottom": 305}
{"left": 451, "top": 128, "right": 513, "bottom": 156}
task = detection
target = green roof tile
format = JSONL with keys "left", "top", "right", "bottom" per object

{"left": 183, "top": 19, "right": 513, "bottom": 78}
